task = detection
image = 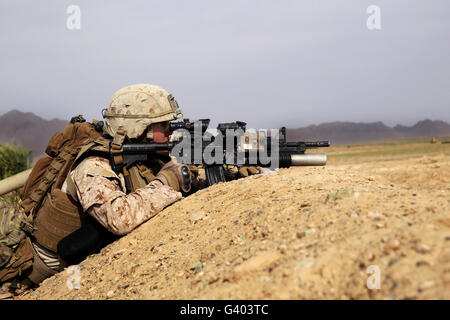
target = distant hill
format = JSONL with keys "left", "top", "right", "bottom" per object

{"left": 0, "top": 110, "right": 68, "bottom": 158}
{"left": 286, "top": 119, "right": 450, "bottom": 144}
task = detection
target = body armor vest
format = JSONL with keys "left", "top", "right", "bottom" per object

{"left": 20, "top": 121, "right": 162, "bottom": 253}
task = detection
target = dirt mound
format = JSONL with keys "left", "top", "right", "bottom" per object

{"left": 18, "top": 154, "right": 450, "bottom": 300}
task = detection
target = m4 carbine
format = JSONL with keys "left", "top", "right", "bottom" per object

{"left": 113, "top": 119, "right": 330, "bottom": 186}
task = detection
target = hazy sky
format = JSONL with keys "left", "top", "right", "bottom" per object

{"left": 0, "top": 0, "right": 449, "bottom": 129}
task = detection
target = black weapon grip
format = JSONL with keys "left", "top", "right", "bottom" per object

{"left": 204, "top": 165, "right": 226, "bottom": 186}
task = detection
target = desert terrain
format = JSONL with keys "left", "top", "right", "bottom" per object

{"left": 17, "top": 137, "right": 450, "bottom": 300}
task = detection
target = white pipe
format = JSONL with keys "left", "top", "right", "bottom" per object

{"left": 291, "top": 154, "right": 327, "bottom": 166}
{"left": 0, "top": 168, "right": 32, "bottom": 196}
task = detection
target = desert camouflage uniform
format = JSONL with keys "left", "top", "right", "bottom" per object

{"left": 29, "top": 155, "right": 184, "bottom": 271}
{"left": 69, "top": 156, "right": 183, "bottom": 236}
{"left": 0, "top": 154, "right": 184, "bottom": 293}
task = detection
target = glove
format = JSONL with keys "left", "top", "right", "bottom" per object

{"left": 238, "top": 166, "right": 262, "bottom": 177}
{"left": 154, "top": 161, "right": 192, "bottom": 193}
{"left": 187, "top": 165, "right": 208, "bottom": 191}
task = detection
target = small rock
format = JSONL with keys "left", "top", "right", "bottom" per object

{"left": 278, "top": 244, "right": 287, "bottom": 254}
{"left": 190, "top": 261, "right": 203, "bottom": 273}
{"left": 390, "top": 281, "right": 398, "bottom": 290}
{"left": 419, "top": 281, "right": 434, "bottom": 291}
{"left": 294, "top": 231, "right": 303, "bottom": 239}
{"left": 304, "top": 228, "right": 316, "bottom": 237}
{"left": 391, "top": 239, "right": 400, "bottom": 249}
{"left": 234, "top": 252, "right": 280, "bottom": 274}
{"left": 375, "top": 222, "right": 386, "bottom": 229}
{"left": 300, "top": 203, "right": 311, "bottom": 208}
{"left": 415, "top": 244, "right": 430, "bottom": 254}
{"left": 368, "top": 211, "right": 382, "bottom": 219}
{"left": 295, "top": 258, "right": 315, "bottom": 270}
{"left": 404, "top": 293, "right": 417, "bottom": 299}
{"left": 190, "top": 211, "right": 206, "bottom": 222}
{"left": 366, "top": 251, "right": 375, "bottom": 261}
{"left": 389, "top": 258, "right": 399, "bottom": 266}
{"left": 306, "top": 242, "right": 317, "bottom": 249}
{"left": 416, "top": 260, "right": 429, "bottom": 267}
{"left": 106, "top": 290, "right": 115, "bottom": 298}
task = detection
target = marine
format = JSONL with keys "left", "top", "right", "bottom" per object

{"left": 0, "top": 84, "right": 261, "bottom": 298}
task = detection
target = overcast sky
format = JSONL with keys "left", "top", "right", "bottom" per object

{"left": 0, "top": 0, "right": 449, "bottom": 129}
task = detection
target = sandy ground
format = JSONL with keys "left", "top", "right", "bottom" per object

{"left": 17, "top": 144, "right": 450, "bottom": 300}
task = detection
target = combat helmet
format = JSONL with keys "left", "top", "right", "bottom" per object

{"left": 103, "top": 84, "right": 183, "bottom": 140}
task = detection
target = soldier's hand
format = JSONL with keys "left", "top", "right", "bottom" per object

{"left": 238, "top": 166, "right": 262, "bottom": 178}
{"left": 155, "top": 161, "right": 191, "bottom": 193}
{"left": 187, "top": 165, "right": 208, "bottom": 191}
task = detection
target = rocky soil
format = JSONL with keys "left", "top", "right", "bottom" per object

{"left": 18, "top": 151, "right": 450, "bottom": 300}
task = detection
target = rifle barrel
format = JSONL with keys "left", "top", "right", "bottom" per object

{"left": 304, "top": 141, "right": 330, "bottom": 147}
{"left": 285, "top": 141, "right": 329, "bottom": 148}
{"left": 122, "top": 142, "right": 173, "bottom": 154}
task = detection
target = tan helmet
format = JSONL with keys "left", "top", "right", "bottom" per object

{"left": 103, "top": 84, "right": 183, "bottom": 139}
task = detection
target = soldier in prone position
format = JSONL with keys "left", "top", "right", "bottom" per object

{"left": 0, "top": 84, "right": 260, "bottom": 297}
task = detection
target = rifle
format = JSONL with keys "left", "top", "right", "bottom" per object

{"left": 111, "top": 119, "right": 330, "bottom": 187}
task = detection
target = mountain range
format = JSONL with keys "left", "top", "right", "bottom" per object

{"left": 0, "top": 110, "right": 68, "bottom": 158}
{"left": 0, "top": 110, "right": 449, "bottom": 158}
{"left": 286, "top": 119, "right": 450, "bottom": 144}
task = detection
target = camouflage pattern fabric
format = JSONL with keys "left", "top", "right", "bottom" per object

{"left": 0, "top": 200, "right": 28, "bottom": 267}
{"left": 70, "top": 156, "right": 182, "bottom": 236}
{"left": 103, "top": 84, "right": 182, "bottom": 139}
{"left": 0, "top": 243, "right": 11, "bottom": 268}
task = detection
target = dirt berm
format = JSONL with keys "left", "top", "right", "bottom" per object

{"left": 19, "top": 154, "right": 450, "bottom": 299}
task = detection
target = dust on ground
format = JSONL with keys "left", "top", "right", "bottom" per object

{"left": 18, "top": 141, "right": 450, "bottom": 300}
